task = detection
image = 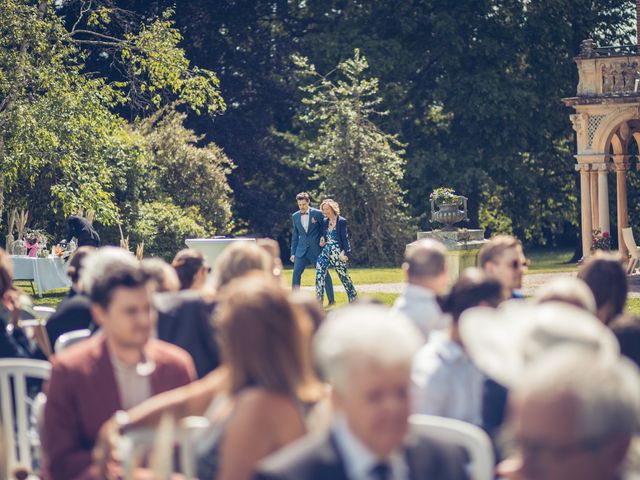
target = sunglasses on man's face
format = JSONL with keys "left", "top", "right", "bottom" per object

{"left": 511, "top": 259, "right": 529, "bottom": 270}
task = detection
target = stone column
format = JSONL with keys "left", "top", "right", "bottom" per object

{"left": 595, "top": 163, "right": 610, "bottom": 234}
{"left": 576, "top": 164, "right": 592, "bottom": 259}
{"left": 590, "top": 170, "right": 599, "bottom": 228}
{"left": 614, "top": 160, "right": 630, "bottom": 259}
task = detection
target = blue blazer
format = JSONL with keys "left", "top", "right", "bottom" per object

{"left": 291, "top": 208, "right": 325, "bottom": 258}
{"left": 321, "top": 216, "right": 352, "bottom": 257}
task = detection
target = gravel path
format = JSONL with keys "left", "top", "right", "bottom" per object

{"left": 303, "top": 271, "right": 640, "bottom": 297}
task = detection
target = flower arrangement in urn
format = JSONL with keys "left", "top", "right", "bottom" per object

{"left": 430, "top": 187, "right": 468, "bottom": 230}
{"left": 591, "top": 228, "right": 611, "bottom": 252}
{"left": 430, "top": 187, "right": 463, "bottom": 206}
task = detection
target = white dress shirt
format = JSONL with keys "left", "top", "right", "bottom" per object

{"left": 411, "top": 330, "right": 485, "bottom": 426}
{"left": 392, "top": 284, "right": 449, "bottom": 342}
{"left": 300, "top": 210, "right": 310, "bottom": 232}
{"left": 332, "top": 415, "right": 409, "bottom": 480}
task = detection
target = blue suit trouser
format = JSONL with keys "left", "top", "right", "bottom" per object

{"left": 292, "top": 251, "right": 334, "bottom": 303}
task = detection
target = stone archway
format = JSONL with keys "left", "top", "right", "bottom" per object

{"left": 564, "top": 41, "right": 640, "bottom": 261}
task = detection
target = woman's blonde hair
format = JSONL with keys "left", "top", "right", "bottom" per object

{"left": 320, "top": 199, "right": 340, "bottom": 216}
{"left": 214, "top": 275, "right": 319, "bottom": 399}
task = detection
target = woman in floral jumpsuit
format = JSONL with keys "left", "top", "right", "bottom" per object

{"left": 315, "top": 199, "right": 357, "bottom": 303}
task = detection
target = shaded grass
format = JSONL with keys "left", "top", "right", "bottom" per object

{"left": 14, "top": 281, "right": 67, "bottom": 308}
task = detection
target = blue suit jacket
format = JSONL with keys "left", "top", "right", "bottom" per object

{"left": 291, "top": 208, "right": 325, "bottom": 258}
{"left": 321, "top": 216, "right": 352, "bottom": 257}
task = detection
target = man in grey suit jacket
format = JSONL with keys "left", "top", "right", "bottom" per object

{"left": 254, "top": 305, "right": 469, "bottom": 480}
{"left": 290, "top": 192, "right": 334, "bottom": 304}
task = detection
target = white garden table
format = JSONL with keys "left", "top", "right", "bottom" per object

{"left": 10, "top": 255, "right": 71, "bottom": 297}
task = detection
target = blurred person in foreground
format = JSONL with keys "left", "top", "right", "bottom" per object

{"left": 42, "top": 247, "right": 195, "bottom": 480}
{"left": 46, "top": 246, "right": 96, "bottom": 348}
{"left": 412, "top": 268, "right": 503, "bottom": 425}
{"left": 497, "top": 347, "right": 640, "bottom": 480}
{"left": 171, "top": 248, "right": 211, "bottom": 291}
{"left": 459, "top": 301, "right": 620, "bottom": 448}
{"left": 392, "top": 238, "right": 450, "bottom": 341}
{"left": 94, "top": 274, "right": 322, "bottom": 480}
{"left": 155, "top": 242, "right": 272, "bottom": 378}
{"left": 578, "top": 253, "right": 628, "bottom": 325}
{"left": 141, "top": 258, "right": 180, "bottom": 293}
{"left": 610, "top": 314, "right": 640, "bottom": 368}
{"left": 0, "top": 248, "right": 48, "bottom": 359}
{"left": 479, "top": 235, "right": 527, "bottom": 300}
{"left": 254, "top": 304, "right": 469, "bottom": 480}
{"left": 533, "top": 277, "right": 597, "bottom": 313}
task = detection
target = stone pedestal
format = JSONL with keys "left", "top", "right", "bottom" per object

{"left": 416, "top": 229, "right": 487, "bottom": 284}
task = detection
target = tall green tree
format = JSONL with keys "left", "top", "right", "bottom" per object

{"left": 1, "top": 0, "right": 231, "bottom": 248}
{"left": 291, "top": 50, "right": 413, "bottom": 264}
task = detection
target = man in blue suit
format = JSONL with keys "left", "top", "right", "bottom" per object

{"left": 290, "top": 192, "right": 334, "bottom": 304}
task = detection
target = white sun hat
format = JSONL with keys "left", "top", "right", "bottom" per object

{"left": 459, "top": 300, "right": 620, "bottom": 387}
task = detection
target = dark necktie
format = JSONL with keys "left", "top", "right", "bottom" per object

{"left": 370, "top": 462, "right": 392, "bottom": 480}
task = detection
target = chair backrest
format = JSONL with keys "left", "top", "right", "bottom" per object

{"left": 409, "top": 414, "right": 494, "bottom": 480}
{"left": 33, "top": 306, "right": 55, "bottom": 319}
{"left": 119, "top": 415, "right": 210, "bottom": 480}
{"left": 0, "top": 359, "right": 51, "bottom": 478}
{"left": 622, "top": 228, "right": 638, "bottom": 258}
{"left": 54, "top": 329, "right": 92, "bottom": 353}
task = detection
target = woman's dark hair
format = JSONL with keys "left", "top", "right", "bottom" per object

{"left": 577, "top": 254, "right": 627, "bottom": 324}
{"left": 609, "top": 314, "right": 640, "bottom": 368}
{"left": 171, "top": 249, "right": 206, "bottom": 290}
{"left": 442, "top": 268, "right": 503, "bottom": 323}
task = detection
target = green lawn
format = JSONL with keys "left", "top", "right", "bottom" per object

{"left": 282, "top": 267, "right": 403, "bottom": 287}
{"left": 626, "top": 298, "right": 640, "bottom": 315}
{"left": 526, "top": 249, "right": 577, "bottom": 273}
{"left": 13, "top": 248, "right": 586, "bottom": 311}
{"left": 323, "top": 292, "right": 399, "bottom": 307}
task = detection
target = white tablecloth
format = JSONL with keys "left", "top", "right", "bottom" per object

{"left": 10, "top": 256, "right": 71, "bottom": 297}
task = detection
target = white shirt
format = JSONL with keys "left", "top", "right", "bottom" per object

{"left": 392, "top": 284, "right": 449, "bottom": 342}
{"left": 108, "top": 348, "right": 153, "bottom": 410}
{"left": 411, "top": 330, "right": 485, "bottom": 426}
{"left": 332, "top": 415, "right": 409, "bottom": 480}
{"left": 300, "top": 210, "right": 310, "bottom": 232}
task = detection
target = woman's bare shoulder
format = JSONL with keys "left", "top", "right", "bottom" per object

{"left": 234, "top": 388, "right": 300, "bottom": 419}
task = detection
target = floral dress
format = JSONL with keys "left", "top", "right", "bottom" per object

{"left": 315, "top": 225, "right": 357, "bottom": 303}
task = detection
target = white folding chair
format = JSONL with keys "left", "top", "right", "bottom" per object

{"left": 0, "top": 359, "right": 51, "bottom": 479}
{"left": 409, "top": 414, "right": 494, "bottom": 480}
{"left": 119, "top": 415, "right": 210, "bottom": 480}
{"left": 32, "top": 307, "right": 55, "bottom": 320}
{"left": 54, "top": 329, "right": 91, "bottom": 353}
{"left": 622, "top": 228, "right": 640, "bottom": 275}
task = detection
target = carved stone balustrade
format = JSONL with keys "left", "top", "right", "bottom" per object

{"left": 575, "top": 41, "right": 640, "bottom": 98}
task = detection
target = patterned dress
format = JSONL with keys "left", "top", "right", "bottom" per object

{"left": 315, "top": 225, "right": 357, "bottom": 302}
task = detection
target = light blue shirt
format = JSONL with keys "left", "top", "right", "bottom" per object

{"left": 392, "top": 284, "right": 449, "bottom": 342}
{"left": 332, "top": 415, "right": 409, "bottom": 480}
{"left": 411, "top": 330, "right": 486, "bottom": 426}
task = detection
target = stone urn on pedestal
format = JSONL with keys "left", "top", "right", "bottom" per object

{"left": 430, "top": 187, "right": 468, "bottom": 230}
{"left": 415, "top": 187, "right": 486, "bottom": 284}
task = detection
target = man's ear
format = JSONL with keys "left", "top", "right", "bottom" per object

{"left": 91, "top": 303, "right": 106, "bottom": 327}
{"left": 401, "top": 262, "right": 410, "bottom": 282}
